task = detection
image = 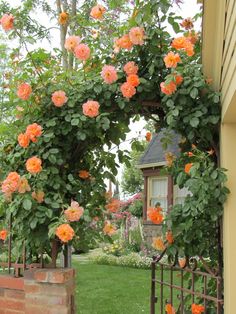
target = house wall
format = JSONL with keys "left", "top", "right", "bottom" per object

{"left": 202, "top": 1, "right": 236, "bottom": 313}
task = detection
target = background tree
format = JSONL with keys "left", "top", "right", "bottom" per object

{"left": 121, "top": 140, "right": 147, "bottom": 196}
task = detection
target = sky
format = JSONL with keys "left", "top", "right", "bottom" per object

{"left": 1, "top": 0, "right": 202, "bottom": 195}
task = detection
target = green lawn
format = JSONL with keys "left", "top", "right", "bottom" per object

{"left": 73, "top": 261, "right": 151, "bottom": 314}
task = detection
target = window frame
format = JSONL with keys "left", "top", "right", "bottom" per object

{"left": 142, "top": 167, "right": 173, "bottom": 223}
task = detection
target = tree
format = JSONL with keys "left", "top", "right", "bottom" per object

{"left": 121, "top": 140, "right": 147, "bottom": 196}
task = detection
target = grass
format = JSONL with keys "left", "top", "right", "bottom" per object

{"left": 73, "top": 256, "right": 206, "bottom": 314}
{"left": 73, "top": 260, "right": 151, "bottom": 314}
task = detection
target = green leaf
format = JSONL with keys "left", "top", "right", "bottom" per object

{"left": 71, "top": 118, "right": 80, "bottom": 126}
{"left": 190, "top": 87, "right": 198, "bottom": 99}
{"left": 23, "top": 199, "right": 32, "bottom": 210}
{"left": 190, "top": 117, "right": 199, "bottom": 127}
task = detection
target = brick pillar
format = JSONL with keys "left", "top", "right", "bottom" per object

{"left": 24, "top": 268, "right": 75, "bottom": 314}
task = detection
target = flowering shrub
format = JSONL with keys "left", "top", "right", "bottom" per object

{"left": 0, "top": 0, "right": 227, "bottom": 267}
{"left": 90, "top": 250, "right": 152, "bottom": 270}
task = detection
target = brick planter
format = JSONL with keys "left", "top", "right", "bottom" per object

{"left": 0, "top": 268, "right": 75, "bottom": 314}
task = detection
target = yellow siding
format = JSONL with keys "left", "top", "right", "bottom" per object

{"left": 221, "top": 0, "right": 236, "bottom": 122}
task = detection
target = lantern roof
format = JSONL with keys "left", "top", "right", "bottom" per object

{"left": 137, "top": 129, "right": 181, "bottom": 169}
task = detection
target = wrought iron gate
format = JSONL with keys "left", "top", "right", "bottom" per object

{"left": 150, "top": 254, "right": 224, "bottom": 313}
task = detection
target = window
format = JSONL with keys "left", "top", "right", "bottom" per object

{"left": 148, "top": 176, "right": 168, "bottom": 214}
{"left": 174, "top": 185, "right": 190, "bottom": 205}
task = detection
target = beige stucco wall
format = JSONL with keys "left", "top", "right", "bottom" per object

{"left": 202, "top": 0, "right": 236, "bottom": 313}
{"left": 221, "top": 124, "right": 236, "bottom": 314}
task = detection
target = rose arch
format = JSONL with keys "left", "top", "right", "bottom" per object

{"left": 0, "top": 0, "right": 228, "bottom": 306}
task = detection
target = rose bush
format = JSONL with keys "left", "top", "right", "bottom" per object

{"left": 0, "top": 0, "right": 227, "bottom": 269}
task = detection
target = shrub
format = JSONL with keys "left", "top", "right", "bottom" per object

{"left": 90, "top": 250, "right": 152, "bottom": 269}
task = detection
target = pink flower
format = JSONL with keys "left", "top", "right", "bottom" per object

{"left": 123, "top": 61, "right": 138, "bottom": 76}
{"left": 17, "top": 83, "right": 32, "bottom": 100}
{"left": 74, "top": 44, "right": 90, "bottom": 61}
{"left": 64, "top": 36, "right": 80, "bottom": 52}
{"left": 101, "top": 65, "right": 118, "bottom": 84}
{"left": 82, "top": 100, "right": 100, "bottom": 118}
{"left": 51, "top": 90, "right": 68, "bottom": 107}
{"left": 129, "top": 27, "right": 145, "bottom": 45}
{"left": 120, "top": 82, "right": 136, "bottom": 99}
{"left": 0, "top": 14, "right": 14, "bottom": 32}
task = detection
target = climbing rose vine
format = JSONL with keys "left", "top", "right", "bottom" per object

{"left": 0, "top": 0, "right": 228, "bottom": 270}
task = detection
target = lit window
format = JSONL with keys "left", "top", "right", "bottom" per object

{"left": 148, "top": 176, "right": 168, "bottom": 214}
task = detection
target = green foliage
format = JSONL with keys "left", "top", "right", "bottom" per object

{"left": 121, "top": 141, "right": 147, "bottom": 195}
{"left": 162, "top": 148, "right": 229, "bottom": 261}
{"left": 90, "top": 250, "right": 152, "bottom": 269}
{"left": 0, "top": 0, "right": 227, "bottom": 267}
{"left": 127, "top": 199, "right": 143, "bottom": 217}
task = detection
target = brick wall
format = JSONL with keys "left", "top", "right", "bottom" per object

{"left": 0, "top": 268, "right": 75, "bottom": 314}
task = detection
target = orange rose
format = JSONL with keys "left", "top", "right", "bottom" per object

{"left": 64, "top": 201, "right": 84, "bottom": 222}
{"left": 90, "top": 4, "right": 106, "bottom": 20}
{"left": 129, "top": 27, "right": 145, "bottom": 45}
{"left": 147, "top": 207, "right": 164, "bottom": 224}
{"left": 120, "top": 82, "right": 136, "bottom": 99}
{"left": 25, "top": 123, "right": 42, "bottom": 142}
{"left": 127, "top": 74, "right": 140, "bottom": 87}
{"left": 166, "top": 231, "right": 174, "bottom": 244}
{"left": 123, "top": 61, "right": 138, "bottom": 75}
{"left": 160, "top": 81, "right": 177, "bottom": 95}
{"left": 152, "top": 237, "right": 165, "bottom": 251}
{"left": 17, "top": 83, "right": 32, "bottom": 100}
{"left": 174, "top": 74, "right": 183, "bottom": 86}
{"left": 79, "top": 170, "right": 90, "bottom": 179}
{"left": 0, "top": 14, "right": 14, "bottom": 32}
{"left": 74, "top": 43, "right": 91, "bottom": 61}
{"left": 64, "top": 36, "right": 80, "bottom": 52}
{"left": 105, "top": 198, "right": 120, "bottom": 213}
{"left": 59, "top": 12, "right": 69, "bottom": 25}
{"left": 26, "top": 157, "right": 42, "bottom": 174}
{"left": 56, "top": 224, "right": 75, "bottom": 243}
{"left": 18, "top": 177, "right": 31, "bottom": 194}
{"left": 1, "top": 172, "right": 21, "bottom": 196}
{"left": 145, "top": 132, "right": 152, "bottom": 142}
{"left": 103, "top": 221, "right": 116, "bottom": 236}
{"left": 164, "top": 52, "right": 181, "bottom": 68}
{"left": 51, "top": 90, "right": 68, "bottom": 107}
{"left": 18, "top": 133, "right": 30, "bottom": 148}
{"left": 184, "top": 163, "right": 193, "bottom": 174}
{"left": 32, "top": 190, "right": 45, "bottom": 203}
{"left": 0, "top": 229, "right": 8, "bottom": 241}
{"left": 191, "top": 304, "right": 205, "bottom": 314}
{"left": 82, "top": 100, "right": 100, "bottom": 118}
{"left": 116, "top": 35, "right": 133, "bottom": 50}
{"left": 165, "top": 304, "right": 176, "bottom": 314}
